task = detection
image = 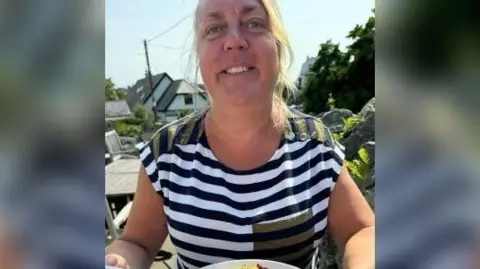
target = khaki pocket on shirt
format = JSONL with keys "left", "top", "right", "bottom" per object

{"left": 252, "top": 208, "right": 315, "bottom": 263}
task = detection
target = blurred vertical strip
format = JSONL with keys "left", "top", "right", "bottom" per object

{"left": 376, "top": 0, "right": 480, "bottom": 268}
{"left": 0, "top": 0, "right": 105, "bottom": 269}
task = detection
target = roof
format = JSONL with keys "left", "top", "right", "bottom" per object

{"left": 197, "top": 84, "right": 206, "bottom": 91}
{"left": 105, "top": 159, "right": 141, "bottom": 196}
{"left": 177, "top": 81, "right": 204, "bottom": 94}
{"left": 155, "top": 79, "right": 206, "bottom": 111}
{"left": 125, "top": 73, "right": 167, "bottom": 107}
{"left": 105, "top": 100, "right": 132, "bottom": 119}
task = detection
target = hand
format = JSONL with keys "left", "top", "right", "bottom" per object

{"left": 105, "top": 254, "right": 129, "bottom": 269}
{"left": 0, "top": 223, "right": 24, "bottom": 269}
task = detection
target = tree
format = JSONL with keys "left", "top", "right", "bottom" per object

{"left": 132, "top": 104, "right": 154, "bottom": 125}
{"left": 105, "top": 77, "right": 127, "bottom": 101}
{"left": 105, "top": 78, "right": 118, "bottom": 101}
{"left": 302, "top": 10, "right": 375, "bottom": 114}
{"left": 116, "top": 89, "right": 126, "bottom": 100}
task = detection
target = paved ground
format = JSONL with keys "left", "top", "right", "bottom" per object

{"left": 151, "top": 236, "right": 177, "bottom": 269}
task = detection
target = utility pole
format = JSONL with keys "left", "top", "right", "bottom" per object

{"left": 143, "top": 39, "right": 157, "bottom": 122}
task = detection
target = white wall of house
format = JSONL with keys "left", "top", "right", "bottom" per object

{"left": 156, "top": 110, "right": 178, "bottom": 124}
{"left": 166, "top": 115, "right": 178, "bottom": 123}
{"left": 167, "top": 94, "right": 209, "bottom": 111}
{"left": 155, "top": 112, "right": 166, "bottom": 122}
{"left": 298, "top": 56, "right": 317, "bottom": 87}
{"left": 156, "top": 94, "right": 209, "bottom": 123}
{"left": 144, "top": 77, "right": 172, "bottom": 109}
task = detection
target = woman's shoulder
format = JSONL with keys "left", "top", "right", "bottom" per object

{"left": 141, "top": 110, "right": 205, "bottom": 159}
{"left": 285, "top": 108, "right": 336, "bottom": 148}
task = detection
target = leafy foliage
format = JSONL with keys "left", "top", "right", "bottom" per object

{"left": 330, "top": 115, "right": 362, "bottom": 142}
{"left": 115, "top": 121, "right": 141, "bottom": 137}
{"left": 105, "top": 77, "right": 126, "bottom": 101}
{"left": 342, "top": 116, "right": 360, "bottom": 134}
{"left": 177, "top": 109, "right": 192, "bottom": 119}
{"left": 302, "top": 10, "right": 374, "bottom": 114}
{"left": 327, "top": 93, "right": 336, "bottom": 110}
{"left": 132, "top": 104, "right": 154, "bottom": 125}
{"left": 105, "top": 78, "right": 118, "bottom": 101}
{"left": 345, "top": 148, "right": 372, "bottom": 181}
{"left": 332, "top": 133, "right": 342, "bottom": 142}
{"left": 113, "top": 104, "right": 155, "bottom": 137}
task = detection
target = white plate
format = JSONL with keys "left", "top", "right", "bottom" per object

{"left": 201, "top": 259, "right": 300, "bottom": 269}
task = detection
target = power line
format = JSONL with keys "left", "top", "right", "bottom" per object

{"left": 147, "top": 13, "right": 193, "bottom": 42}
{"left": 148, "top": 43, "right": 184, "bottom": 50}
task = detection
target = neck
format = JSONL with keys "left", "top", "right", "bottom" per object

{"left": 206, "top": 103, "right": 277, "bottom": 141}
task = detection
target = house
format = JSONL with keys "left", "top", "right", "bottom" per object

{"left": 126, "top": 72, "right": 209, "bottom": 123}
{"left": 125, "top": 72, "right": 172, "bottom": 111}
{"left": 105, "top": 100, "right": 132, "bottom": 121}
{"left": 105, "top": 100, "right": 132, "bottom": 131}
{"left": 155, "top": 79, "right": 209, "bottom": 123}
{"left": 298, "top": 56, "right": 317, "bottom": 87}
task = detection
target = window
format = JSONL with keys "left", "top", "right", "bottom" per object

{"left": 184, "top": 94, "right": 193, "bottom": 105}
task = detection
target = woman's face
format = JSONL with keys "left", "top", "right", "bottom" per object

{"left": 196, "top": 0, "right": 279, "bottom": 107}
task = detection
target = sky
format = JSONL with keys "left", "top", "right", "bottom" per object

{"left": 106, "top": 0, "right": 374, "bottom": 88}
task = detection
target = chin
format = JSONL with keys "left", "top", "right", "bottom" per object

{"left": 225, "top": 90, "right": 270, "bottom": 109}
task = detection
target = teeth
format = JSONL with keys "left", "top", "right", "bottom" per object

{"left": 225, "top": 66, "right": 249, "bottom": 74}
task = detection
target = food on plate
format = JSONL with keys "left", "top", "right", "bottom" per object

{"left": 239, "top": 264, "right": 268, "bottom": 269}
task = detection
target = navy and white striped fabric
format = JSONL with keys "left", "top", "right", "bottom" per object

{"left": 139, "top": 111, "right": 345, "bottom": 269}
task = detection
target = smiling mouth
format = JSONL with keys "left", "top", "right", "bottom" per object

{"left": 222, "top": 66, "right": 255, "bottom": 75}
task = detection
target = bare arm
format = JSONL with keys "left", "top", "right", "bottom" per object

{"left": 106, "top": 165, "right": 168, "bottom": 269}
{"left": 328, "top": 166, "right": 375, "bottom": 269}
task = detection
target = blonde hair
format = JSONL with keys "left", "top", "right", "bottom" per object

{"left": 189, "top": 0, "right": 298, "bottom": 129}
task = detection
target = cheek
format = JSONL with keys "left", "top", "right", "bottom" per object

{"left": 198, "top": 56, "right": 207, "bottom": 76}
{"left": 198, "top": 46, "right": 213, "bottom": 78}
{"left": 258, "top": 38, "right": 280, "bottom": 77}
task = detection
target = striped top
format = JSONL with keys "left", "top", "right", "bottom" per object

{"left": 139, "top": 109, "right": 345, "bottom": 269}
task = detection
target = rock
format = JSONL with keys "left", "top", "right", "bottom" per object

{"left": 320, "top": 108, "right": 354, "bottom": 130}
{"left": 341, "top": 113, "right": 375, "bottom": 160}
{"left": 329, "top": 125, "right": 344, "bottom": 134}
{"left": 363, "top": 141, "right": 375, "bottom": 167}
{"left": 364, "top": 188, "right": 375, "bottom": 210}
{"left": 358, "top": 97, "right": 375, "bottom": 120}
{"left": 316, "top": 232, "right": 342, "bottom": 268}
{"left": 317, "top": 112, "right": 326, "bottom": 119}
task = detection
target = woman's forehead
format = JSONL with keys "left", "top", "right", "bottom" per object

{"left": 197, "top": 0, "right": 266, "bottom": 19}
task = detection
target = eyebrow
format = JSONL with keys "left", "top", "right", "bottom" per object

{"left": 205, "top": 5, "right": 260, "bottom": 20}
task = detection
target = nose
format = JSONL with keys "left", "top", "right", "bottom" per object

{"left": 223, "top": 27, "right": 248, "bottom": 51}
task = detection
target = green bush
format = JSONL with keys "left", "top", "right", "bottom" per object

{"left": 115, "top": 121, "right": 141, "bottom": 137}
{"left": 345, "top": 148, "right": 372, "bottom": 181}
{"left": 332, "top": 133, "right": 342, "bottom": 142}
{"left": 123, "top": 117, "right": 145, "bottom": 125}
{"left": 342, "top": 116, "right": 360, "bottom": 134}
{"left": 132, "top": 104, "right": 154, "bottom": 125}
{"left": 327, "top": 93, "right": 336, "bottom": 110}
{"left": 177, "top": 109, "right": 192, "bottom": 118}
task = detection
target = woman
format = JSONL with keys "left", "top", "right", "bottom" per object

{"left": 105, "top": 0, "right": 374, "bottom": 268}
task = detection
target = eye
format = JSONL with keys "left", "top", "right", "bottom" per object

{"left": 246, "top": 20, "right": 265, "bottom": 29}
{"left": 205, "top": 25, "right": 224, "bottom": 36}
